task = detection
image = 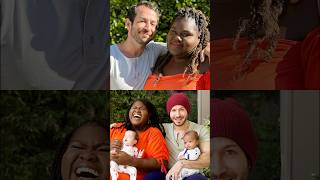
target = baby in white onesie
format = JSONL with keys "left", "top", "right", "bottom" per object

{"left": 175, "top": 130, "right": 201, "bottom": 180}
{"left": 110, "top": 130, "right": 138, "bottom": 180}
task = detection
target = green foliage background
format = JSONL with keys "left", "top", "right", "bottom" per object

{"left": 213, "top": 91, "right": 281, "bottom": 180}
{"left": 110, "top": 0, "right": 210, "bottom": 44}
{"left": 0, "top": 91, "right": 107, "bottom": 180}
{"left": 110, "top": 91, "right": 198, "bottom": 124}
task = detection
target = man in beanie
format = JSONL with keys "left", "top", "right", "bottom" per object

{"left": 212, "top": 98, "right": 258, "bottom": 180}
{"left": 163, "top": 92, "right": 210, "bottom": 180}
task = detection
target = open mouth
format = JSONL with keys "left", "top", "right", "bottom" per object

{"left": 133, "top": 114, "right": 142, "bottom": 118}
{"left": 76, "top": 167, "right": 99, "bottom": 179}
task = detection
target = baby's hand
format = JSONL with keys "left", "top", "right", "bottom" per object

{"left": 111, "top": 149, "right": 117, "bottom": 155}
{"left": 178, "top": 155, "right": 185, "bottom": 160}
{"left": 110, "top": 123, "right": 117, "bottom": 128}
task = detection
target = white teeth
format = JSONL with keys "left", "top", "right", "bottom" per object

{"left": 76, "top": 167, "right": 99, "bottom": 177}
{"left": 133, "top": 114, "right": 141, "bottom": 118}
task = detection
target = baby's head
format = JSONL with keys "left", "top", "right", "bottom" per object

{"left": 182, "top": 130, "right": 199, "bottom": 150}
{"left": 123, "top": 130, "right": 138, "bottom": 146}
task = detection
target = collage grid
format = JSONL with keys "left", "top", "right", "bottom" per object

{"left": 0, "top": 0, "right": 319, "bottom": 180}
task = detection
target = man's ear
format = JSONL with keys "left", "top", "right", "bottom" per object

{"left": 125, "top": 18, "right": 132, "bottom": 31}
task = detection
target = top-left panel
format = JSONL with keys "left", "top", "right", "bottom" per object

{"left": 1, "top": 0, "right": 109, "bottom": 90}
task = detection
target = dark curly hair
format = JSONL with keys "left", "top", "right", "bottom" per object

{"left": 233, "top": 0, "right": 286, "bottom": 71}
{"left": 120, "top": 99, "right": 166, "bottom": 137}
{"left": 51, "top": 120, "right": 108, "bottom": 180}
{"left": 152, "top": 7, "right": 210, "bottom": 77}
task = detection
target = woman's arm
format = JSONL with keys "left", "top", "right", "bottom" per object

{"left": 130, "top": 156, "right": 168, "bottom": 171}
{"left": 113, "top": 151, "right": 168, "bottom": 171}
{"left": 165, "top": 141, "right": 210, "bottom": 180}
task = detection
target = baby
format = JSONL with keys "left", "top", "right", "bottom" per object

{"left": 110, "top": 130, "right": 138, "bottom": 180}
{"left": 175, "top": 130, "right": 201, "bottom": 180}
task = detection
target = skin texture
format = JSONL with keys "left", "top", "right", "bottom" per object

{"left": 61, "top": 125, "right": 108, "bottom": 180}
{"left": 212, "top": 137, "right": 250, "bottom": 180}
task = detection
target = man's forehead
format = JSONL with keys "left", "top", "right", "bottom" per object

{"left": 135, "top": 5, "right": 158, "bottom": 18}
{"left": 172, "top": 105, "right": 186, "bottom": 109}
{"left": 212, "top": 137, "right": 240, "bottom": 150}
{"left": 135, "top": 15, "right": 158, "bottom": 22}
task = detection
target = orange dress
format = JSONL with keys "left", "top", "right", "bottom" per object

{"left": 276, "top": 27, "right": 320, "bottom": 89}
{"left": 212, "top": 38, "right": 297, "bottom": 90}
{"left": 301, "top": 27, "right": 320, "bottom": 89}
{"left": 143, "top": 72, "right": 210, "bottom": 90}
{"left": 110, "top": 123, "right": 169, "bottom": 180}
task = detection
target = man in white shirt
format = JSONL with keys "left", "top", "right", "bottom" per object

{"left": 110, "top": 1, "right": 166, "bottom": 90}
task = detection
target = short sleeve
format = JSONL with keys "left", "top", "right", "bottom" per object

{"left": 110, "top": 123, "right": 126, "bottom": 142}
{"left": 148, "top": 42, "right": 168, "bottom": 62}
{"left": 198, "top": 125, "right": 210, "bottom": 142}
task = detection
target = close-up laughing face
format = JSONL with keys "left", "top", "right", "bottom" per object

{"left": 60, "top": 124, "right": 108, "bottom": 180}
{"left": 128, "top": 100, "right": 150, "bottom": 129}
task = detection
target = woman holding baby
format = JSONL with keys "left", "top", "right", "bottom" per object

{"left": 110, "top": 99, "right": 169, "bottom": 180}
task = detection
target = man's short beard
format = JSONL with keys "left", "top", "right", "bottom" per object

{"left": 173, "top": 119, "right": 187, "bottom": 127}
{"left": 132, "top": 30, "right": 154, "bottom": 46}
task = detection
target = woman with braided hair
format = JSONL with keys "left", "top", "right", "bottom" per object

{"left": 110, "top": 99, "right": 169, "bottom": 180}
{"left": 144, "top": 7, "right": 210, "bottom": 90}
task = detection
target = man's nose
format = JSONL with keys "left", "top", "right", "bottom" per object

{"left": 212, "top": 152, "right": 226, "bottom": 178}
{"left": 144, "top": 22, "right": 152, "bottom": 32}
{"left": 175, "top": 111, "right": 181, "bottom": 117}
